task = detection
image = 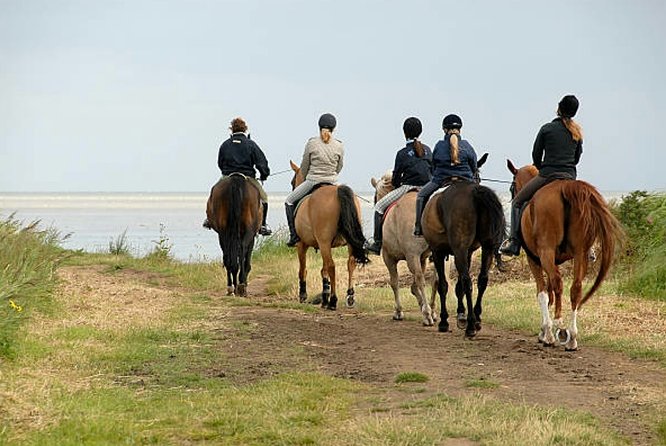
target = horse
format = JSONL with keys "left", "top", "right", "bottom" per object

{"left": 506, "top": 160, "right": 623, "bottom": 350}
{"left": 205, "top": 174, "right": 262, "bottom": 297}
{"left": 289, "top": 161, "right": 370, "bottom": 310}
{"left": 370, "top": 172, "right": 441, "bottom": 325}
{"left": 421, "top": 172, "right": 506, "bottom": 337}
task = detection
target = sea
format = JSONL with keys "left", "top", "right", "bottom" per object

{"left": 0, "top": 190, "right": 626, "bottom": 262}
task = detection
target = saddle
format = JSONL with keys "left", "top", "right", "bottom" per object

{"left": 294, "top": 182, "right": 335, "bottom": 215}
{"left": 382, "top": 187, "right": 420, "bottom": 223}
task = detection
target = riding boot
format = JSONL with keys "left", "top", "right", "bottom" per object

{"left": 285, "top": 203, "right": 300, "bottom": 247}
{"left": 499, "top": 205, "right": 522, "bottom": 256}
{"left": 259, "top": 202, "right": 272, "bottom": 236}
{"left": 413, "top": 196, "right": 426, "bottom": 236}
{"left": 202, "top": 218, "right": 212, "bottom": 230}
{"left": 364, "top": 211, "right": 383, "bottom": 255}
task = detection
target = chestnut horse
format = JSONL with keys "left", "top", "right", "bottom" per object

{"left": 206, "top": 174, "right": 262, "bottom": 297}
{"left": 289, "top": 161, "right": 370, "bottom": 310}
{"left": 370, "top": 172, "right": 442, "bottom": 325}
{"left": 421, "top": 177, "right": 505, "bottom": 337}
{"left": 506, "top": 160, "right": 623, "bottom": 350}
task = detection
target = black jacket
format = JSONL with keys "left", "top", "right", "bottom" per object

{"left": 217, "top": 133, "right": 270, "bottom": 180}
{"left": 532, "top": 118, "right": 583, "bottom": 178}
{"left": 391, "top": 141, "right": 433, "bottom": 188}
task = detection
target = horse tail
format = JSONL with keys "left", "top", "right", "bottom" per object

{"left": 561, "top": 181, "right": 624, "bottom": 308}
{"left": 473, "top": 184, "right": 506, "bottom": 246}
{"left": 220, "top": 176, "right": 245, "bottom": 272}
{"left": 337, "top": 185, "right": 370, "bottom": 265}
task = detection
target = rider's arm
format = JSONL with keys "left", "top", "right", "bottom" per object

{"left": 532, "top": 127, "right": 545, "bottom": 169}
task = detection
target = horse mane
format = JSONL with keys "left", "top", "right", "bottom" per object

{"left": 374, "top": 170, "right": 394, "bottom": 202}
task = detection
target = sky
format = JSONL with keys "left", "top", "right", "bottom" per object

{"left": 1, "top": 0, "right": 665, "bottom": 194}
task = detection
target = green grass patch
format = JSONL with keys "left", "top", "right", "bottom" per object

{"left": 465, "top": 377, "right": 500, "bottom": 390}
{"left": 395, "top": 372, "right": 429, "bottom": 384}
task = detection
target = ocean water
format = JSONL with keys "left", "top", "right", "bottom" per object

{"left": 0, "top": 189, "right": 625, "bottom": 262}
{"left": 0, "top": 192, "right": 377, "bottom": 262}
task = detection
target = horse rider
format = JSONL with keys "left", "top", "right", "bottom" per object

{"left": 365, "top": 117, "right": 433, "bottom": 255}
{"left": 285, "top": 113, "right": 344, "bottom": 247}
{"left": 500, "top": 95, "right": 583, "bottom": 256}
{"left": 413, "top": 114, "right": 478, "bottom": 236}
{"left": 204, "top": 117, "right": 272, "bottom": 236}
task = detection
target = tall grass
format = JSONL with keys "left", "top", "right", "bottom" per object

{"left": 0, "top": 216, "right": 65, "bottom": 358}
{"left": 612, "top": 191, "right": 666, "bottom": 301}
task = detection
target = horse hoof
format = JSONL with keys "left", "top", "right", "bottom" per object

{"left": 346, "top": 294, "right": 355, "bottom": 308}
{"left": 456, "top": 313, "right": 466, "bottom": 330}
{"left": 299, "top": 294, "right": 307, "bottom": 304}
{"left": 226, "top": 287, "right": 234, "bottom": 296}
{"left": 326, "top": 295, "right": 337, "bottom": 311}
{"left": 474, "top": 322, "right": 482, "bottom": 332}
{"left": 237, "top": 284, "right": 247, "bottom": 297}
{"left": 438, "top": 322, "right": 450, "bottom": 333}
{"left": 565, "top": 347, "right": 578, "bottom": 352}
{"left": 393, "top": 313, "right": 404, "bottom": 321}
{"left": 310, "top": 294, "right": 322, "bottom": 305}
{"left": 556, "top": 328, "right": 571, "bottom": 346}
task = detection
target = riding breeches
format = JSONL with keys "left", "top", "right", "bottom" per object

{"left": 285, "top": 179, "right": 318, "bottom": 205}
{"left": 416, "top": 180, "right": 442, "bottom": 202}
{"left": 374, "top": 184, "right": 417, "bottom": 213}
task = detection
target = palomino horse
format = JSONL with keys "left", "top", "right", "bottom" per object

{"left": 289, "top": 161, "right": 370, "bottom": 310}
{"left": 370, "top": 172, "right": 441, "bottom": 325}
{"left": 206, "top": 174, "right": 262, "bottom": 297}
{"left": 506, "top": 160, "right": 623, "bottom": 350}
{"left": 421, "top": 177, "right": 505, "bottom": 337}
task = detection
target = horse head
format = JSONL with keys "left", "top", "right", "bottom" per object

{"left": 506, "top": 159, "right": 538, "bottom": 197}
{"left": 289, "top": 160, "right": 304, "bottom": 189}
{"left": 370, "top": 170, "right": 394, "bottom": 204}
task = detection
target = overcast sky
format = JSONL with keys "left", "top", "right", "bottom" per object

{"left": 1, "top": 0, "right": 665, "bottom": 194}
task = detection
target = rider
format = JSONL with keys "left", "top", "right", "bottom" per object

{"left": 284, "top": 113, "right": 344, "bottom": 247}
{"left": 365, "top": 117, "right": 432, "bottom": 255}
{"left": 205, "top": 117, "right": 272, "bottom": 236}
{"left": 500, "top": 95, "right": 583, "bottom": 256}
{"left": 413, "top": 114, "right": 478, "bottom": 236}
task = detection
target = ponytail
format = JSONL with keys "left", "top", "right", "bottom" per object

{"left": 320, "top": 128, "right": 332, "bottom": 144}
{"left": 413, "top": 138, "right": 424, "bottom": 158}
{"left": 448, "top": 129, "right": 460, "bottom": 165}
{"left": 562, "top": 117, "right": 583, "bottom": 142}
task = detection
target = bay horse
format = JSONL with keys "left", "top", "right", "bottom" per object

{"left": 421, "top": 175, "right": 505, "bottom": 337}
{"left": 370, "top": 172, "right": 442, "bottom": 325}
{"left": 506, "top": 160, "right": 623, "bottom": 350}
{"left": 206, "top": 174, "right": 262, "bottom": 297}
{"left": 289, "top": 160, "right": 370, "bottom": 310}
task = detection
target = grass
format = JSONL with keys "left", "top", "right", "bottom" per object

{"left": 465, "top": 377, "right": 500, "bottom": 390}
{"left": 395, "top": 372, "right": 429, "bottom": 384}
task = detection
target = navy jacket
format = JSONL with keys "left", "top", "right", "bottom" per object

{"left": 217, "top": 133, "right": 270, "bottom": 180}
{"left": 431, "top": 134, "right": 478, "bottom": 184}
{"left": 391, "top": 141, "right": 433, "bottom": 188}
{"left": 532, "top": 118, "right": 583, "bottom": 178}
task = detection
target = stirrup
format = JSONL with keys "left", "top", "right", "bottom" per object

{"left": 286, "top": 234, "right": 300, "bottom": 247}
{"left": 364, "top": 239, "right": 381, "bottom": 255}
{"left": 499, "top": 238, "right": 521, "bottom": 256}
{"left": 259, "top": 225, "right": 272, "bottom": 236}
{"left": 203, "top": 218, "right": 212, "bottom": 229}
{"left": 413, "top": 227, "right": 423, "bottom": 237}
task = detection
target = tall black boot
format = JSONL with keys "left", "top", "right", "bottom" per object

{"left": 259, "top": 202, "right": 272, "bottom": 236}
{"left": 499, "top": 205, "right": 522, "bottom": 256}
{"left": 413, "top": 196, "right": 426, "bottom": 236}
{"left": 285, "top": 203, "right": 300, "bottom": 247}
{"left": 364, "top": 211, "right": 384, "bottom": 255}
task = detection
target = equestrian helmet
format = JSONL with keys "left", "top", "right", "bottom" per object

{"left": 318, "top": 113, "right": 337, "bottom": 130}
{"left": 402, "top": 117, "right": 422, "bottom": 139}
{"left": 558, "top": 95, "right": 579, "bottom": 118}
{"left": 442, "top": 114, "right": 463, "bottom": 130}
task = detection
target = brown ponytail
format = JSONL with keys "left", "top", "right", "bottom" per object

{"left": 448, "top": 129, "right": 460, "bottom": 164}
{"left": 562, "top": 117, "right": 583, "bottom": 142}
{"left": 320, "top": 128, "right": 332, "bottom": 144}
{"left": 413, "top": 138, "right": 424, "bottom": 158}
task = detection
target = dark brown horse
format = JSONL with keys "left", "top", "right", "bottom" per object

{"left": 506, "top": 160, "right": 623, "bottom": 350}
{"left": 421, "top": 178, "right": 505, "bottom": 337}
{"left": 289, "top": 161, "right": 369, "bottom": 310}
{"left": 206, "top": 174, "right": 262, "bottom": 297}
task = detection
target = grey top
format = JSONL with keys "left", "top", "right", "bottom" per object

{"left": 300, "top": 136, "right": 344, "bottom": 183}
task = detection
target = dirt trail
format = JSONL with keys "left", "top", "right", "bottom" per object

{"left": 59, "top": 266, "right": 666, "bottom": 445}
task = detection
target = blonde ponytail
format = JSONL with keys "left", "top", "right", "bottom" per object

{"left": 448, "top": 129, "right": 460, "bottom": 164}
{"left": 320, "top": 128, "right": 332, "bottom": 144}
{"left": 562, "top": 117, "right": 583, "bottom": 142}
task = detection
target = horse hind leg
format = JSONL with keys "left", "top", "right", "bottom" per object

{"left": 345, "top": 250, "right": 356, "bottom": 308}
{"left": 407, "top": 255, "right": 433, "bottom": 326}
{"left": 528, "top": 257, "right": 556, "bottom": 346}
{"left": 297, "top": 244, "right": 309, "bottom": 303}
{"left": 473, "top": 246, "right": 495, "bottom": 332}
{"left": 226, "top": 270, "right": 235, "bottom": 296}
{"left": 562, "top": 252, "right": 588, "bottom": 351}
{"left": 454, "top": 252, "right": 476, "bottom": 338}
{"left": 320, "top": 244, "right": 336, "bottom": 310}
{"left": 433, "top": 252, "right": 450, "bottom": 332}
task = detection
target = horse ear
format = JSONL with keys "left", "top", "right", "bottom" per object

{"left": 290, "top": 160, "right": 299, "bottom": 172}
{"left": 371, "top": 178, "right": 378, "bottom": 188}
{"left": 507, "top": 159, "right": 518, "bottom": 175}
{"left": 477, "top": 152, "right": 489, "bottom": 168}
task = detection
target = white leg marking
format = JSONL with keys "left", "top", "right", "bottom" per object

{"left": 538, "top": 291, "right": 555, "bottom": 345}
{"left": 565, "top": 309, "right": 579, "bottom": 350}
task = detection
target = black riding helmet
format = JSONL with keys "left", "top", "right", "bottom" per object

{"left": 318, "top": 113, "right": 337, "bottom": 130}
{"left": 403, "top": 117, "right": 422, "bottom": 139}
{"left": 558, "top": 95, "right": 579, "bottom": 118}
{"left": 442, "top": 114, "right": 463, "bottom": 130}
